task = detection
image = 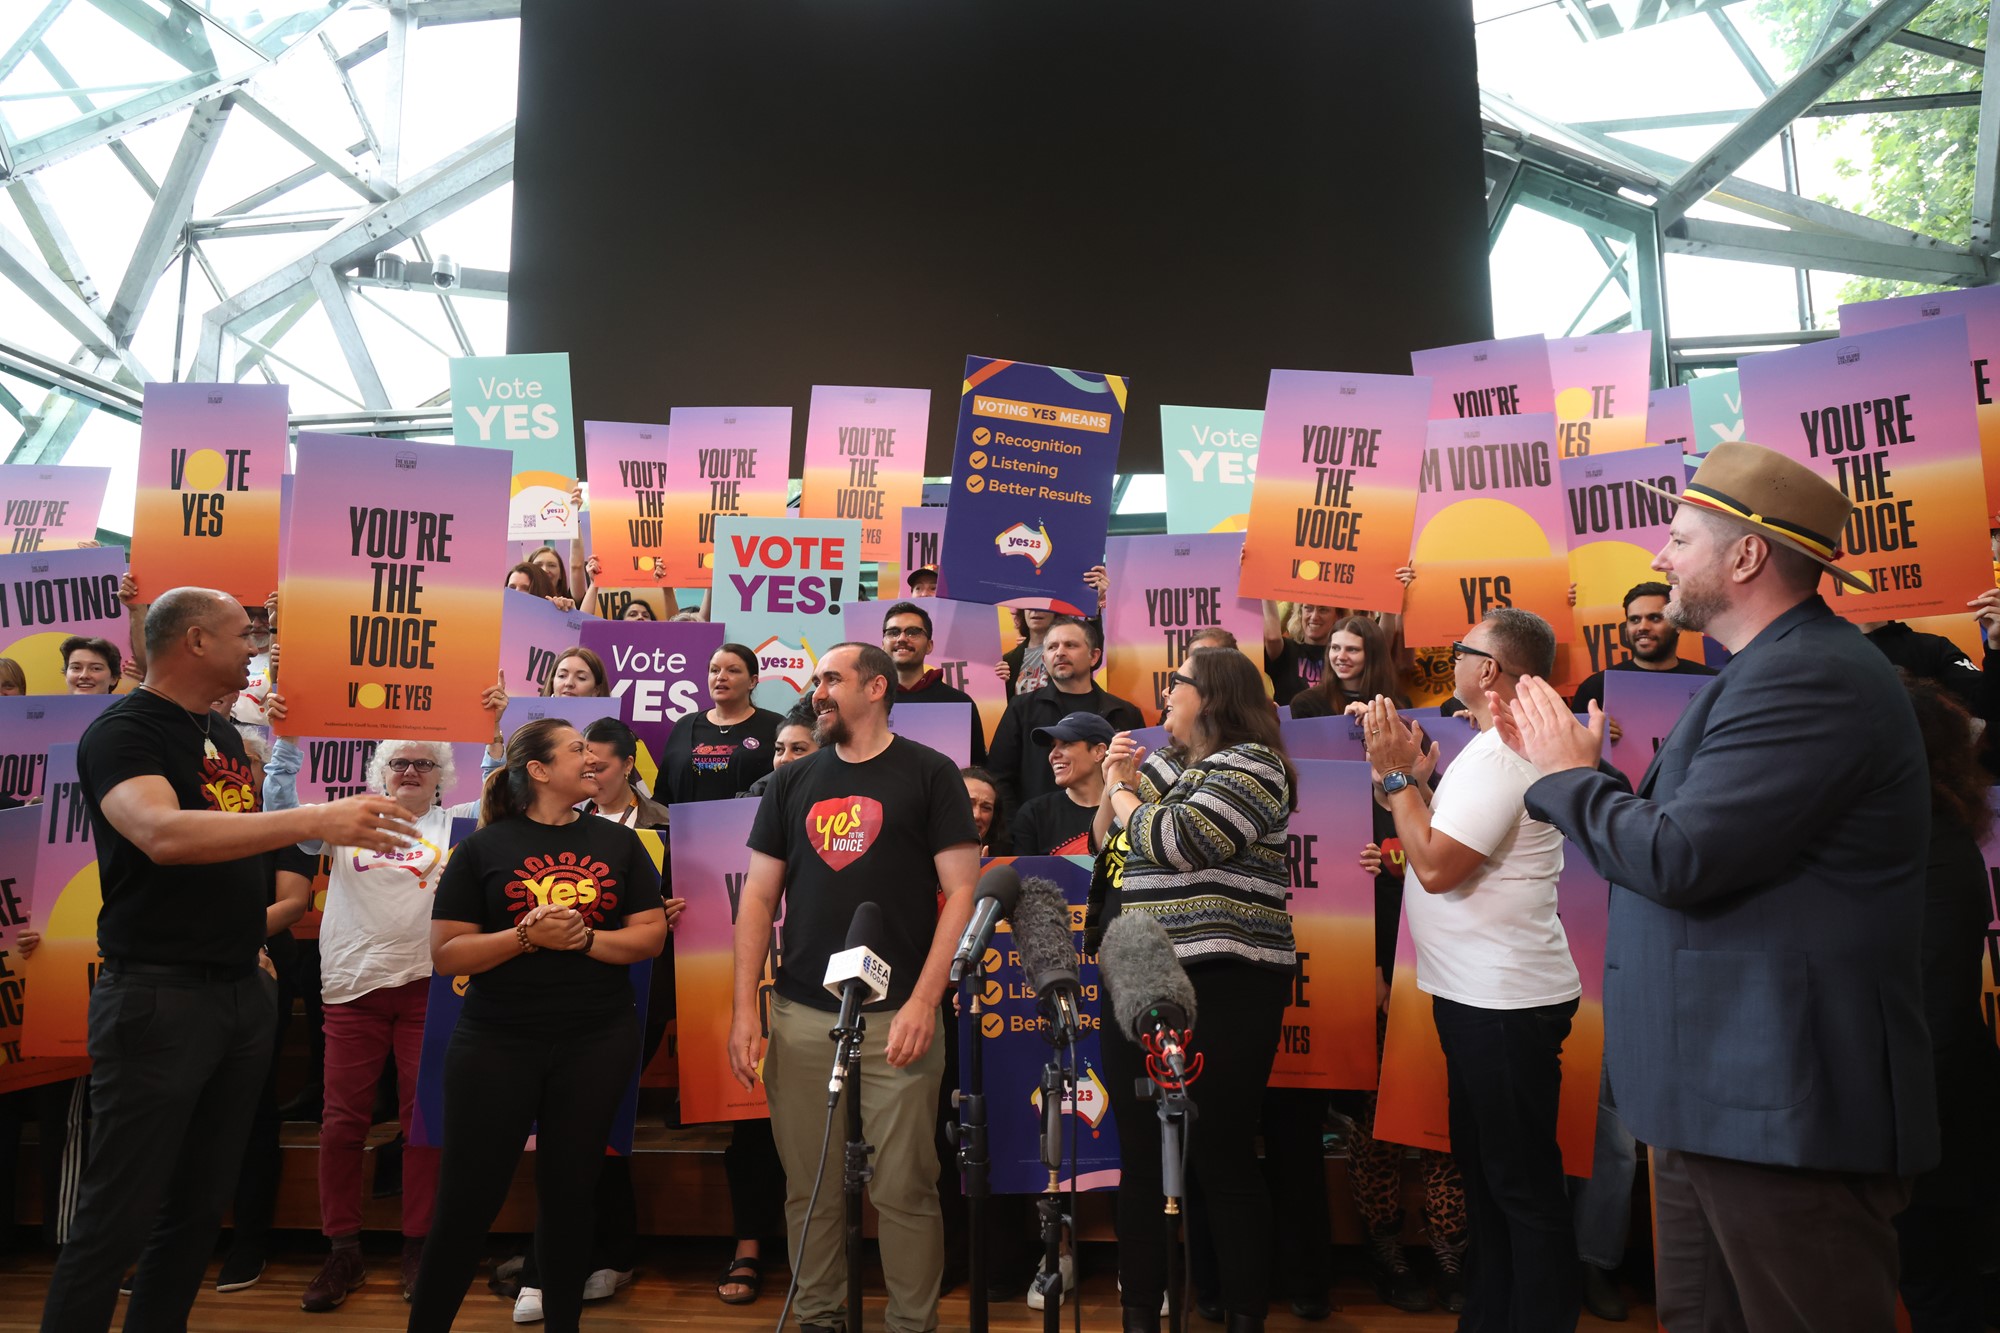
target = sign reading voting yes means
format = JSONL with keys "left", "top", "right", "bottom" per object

{"left": 938, "top": 356, "right": 1124, "bottom": 615}
{"left": 450, "top": 353, "right": 578, "bottom": 543}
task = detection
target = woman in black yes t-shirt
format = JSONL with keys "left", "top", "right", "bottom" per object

{"left": 406, "top": 720, "right": 665, "bottom": 1333}
{"left": 661, "top": 642, "right": 785, "bottom": 802}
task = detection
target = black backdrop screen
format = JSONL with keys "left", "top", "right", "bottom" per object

{"left": 510, "top": 0, "right": 1492, "bottom": 475}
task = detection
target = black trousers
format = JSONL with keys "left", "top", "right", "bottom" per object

{"left": 227, "top": 937, "right": 296, "bottom": 1262}
{"left": 39, "top": 965, "right": 277, "bottom": 1333}
{"left": 406, "top": 1006, "right": 640, "bottom": 1333}
{"left": 1430, "top": 994, "right": 1580, "bottom": 1333}
{"left": 1102, "top": 960, "right": 1289, "bottom": 1318}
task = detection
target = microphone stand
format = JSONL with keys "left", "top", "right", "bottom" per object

{"left": 1032, "top": 1057, "right": 1071, "bottom": 1333}
{"left": 1137, "top": 1071, "right": 1196, "bottom": 1333}
{"left": 951, "top": 957, "right": 992, "bottom": 1333}
{"left": 831, "top": 1011, "right": 872, "bottom": 1332}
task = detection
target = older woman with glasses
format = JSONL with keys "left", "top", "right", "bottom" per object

{"left": 264, "top": 710, "right": 487, "bottom": 1310}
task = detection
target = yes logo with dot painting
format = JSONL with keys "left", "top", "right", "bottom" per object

{"left": 131, "top": 383, "right": 288, "bottom": 603}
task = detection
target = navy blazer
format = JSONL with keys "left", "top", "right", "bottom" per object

{"left": 1526, "top": 597, "right": 1937, "bottom": 1175}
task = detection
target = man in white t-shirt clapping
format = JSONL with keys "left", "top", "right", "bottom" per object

{"left": 1362, "top": 608, "right": 1583, "bottom": 1333}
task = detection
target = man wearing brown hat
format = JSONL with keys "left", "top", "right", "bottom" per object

{"left": 1490, "top": 442, "right": 1937, "bottom": 1332}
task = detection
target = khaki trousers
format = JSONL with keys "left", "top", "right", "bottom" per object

{"left": 765, "top": 992, "right": 945, "bottom": 1333}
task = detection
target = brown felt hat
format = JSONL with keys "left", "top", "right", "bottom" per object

{"left": 1635, "top": 442, "right": 1872, "bottom": 593}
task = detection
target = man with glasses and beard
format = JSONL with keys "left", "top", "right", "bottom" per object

{"left": 881, "top": 600, "right": 987, "bottom": 763}
{"left": 1568, "top": 582, "right": 1719, "bottom": 731}
{"left": 728, "top": 642, "right": 980, "bottom": 1333}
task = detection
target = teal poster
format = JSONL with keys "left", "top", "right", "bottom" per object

{"left": 449, "top": 352, "right": 579, "bottom": 542}
{"left": 1160, "top": 405, "right": 1261, "bottom": 535}
{"left": 1686, "top": 369, "right": 1742, "bottom": 456}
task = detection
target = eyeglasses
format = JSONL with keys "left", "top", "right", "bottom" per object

{"left": 237, "top": 627, "right": 275, "bottom": 649}
{"left": 1450, "top": 641, "right": 1507, "bottom": 672}
{"left": 883, "top": 626, "right": 929, "bottom": 640}
{"left": 385, "top": 758, "right": 439, "bottom": 774}
{"left": 1165, "top": 670, "right": 1198, "bottom": 691}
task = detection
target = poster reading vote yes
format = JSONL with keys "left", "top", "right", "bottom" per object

{"left": 1159, "top": 405, "right": 1261, "bottom": 535}
{"left": 450, "top": 353, "right": 578, "bottom": 543}
{"left": 579, "top": 619, "right": 721, "bottom": 773}
{"left": 1239, "top": 370, "right": 1429, "bottom": 614}
{"left": 801, "top": 386, "right": 929, "bottom": 565}
{"left": 938, "top": 356, "right": 1125, "bottom": 614}
{"left": 278, "top": 434, "right": 510, "bottom": 741}
{"left": 710, "top": 516, "right": 860, "bottom": 708}
{"left": 1547, "top": 331, "right": 1653, "bottom": 457}
{"left": 1, "top": 465, "right": 110, "bottom": 553}
{"left": 1740, "top": 318, "right": 1991, "bottom": 620}
{"left": 132, "top": 382, "right": 286, "bottom": 603}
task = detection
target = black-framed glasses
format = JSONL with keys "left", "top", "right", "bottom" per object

{"left": 1165, "top": 670, "right": 1198, "bottom": 691}
{"left": 385, "top": 758, "right": 439, "bottom": 774}
{"left": 1450, "top": 641, "right": 1496, "bottom": 665}
{"left": 882, "top": 626, "right": 929, "bottom": 640}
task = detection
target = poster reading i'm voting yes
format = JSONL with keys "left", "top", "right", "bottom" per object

{"left": 450, "top": 353, "right": 578, "bottom": 543}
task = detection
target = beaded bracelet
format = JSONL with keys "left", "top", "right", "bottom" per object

{"left": 516, "top": 920, "right": 538, "bottom": 953}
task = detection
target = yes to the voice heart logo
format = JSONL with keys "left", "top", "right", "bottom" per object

{"left": 807, "top": 796, "right": 883, "bottom": 871}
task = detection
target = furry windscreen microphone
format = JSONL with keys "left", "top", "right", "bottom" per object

{"left": 1098, "top": 913, "right": 1197, "bottom": 1042}
{"left": 1012, "top": 878, "right": 1079, "bottom": 994}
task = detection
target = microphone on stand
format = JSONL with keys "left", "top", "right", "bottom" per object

{"left": 1012, "top": 877, "right": 1083, "bottom": 1047}
{"left": 823, "top": 901, "right": 890, "bottom": 1105}
{"left": 949, "top": 863, "right": 1022, "bottom": 985}
{"left": 1099, "top": 913, "right": 1200, "bottom": 1089}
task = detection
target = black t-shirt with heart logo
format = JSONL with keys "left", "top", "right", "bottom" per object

{"left": 748, "top": 735, "right": 979, "bottom": 1012}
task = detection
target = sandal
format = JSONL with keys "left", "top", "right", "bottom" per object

{"left": 716, "top": 1254, "right": 764, "bottom": 1305}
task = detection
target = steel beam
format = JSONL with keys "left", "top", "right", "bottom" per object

{"left": 191, "top": 123, "right": 514, "bottom": 381}
{"left": 310, "top": 264, "right": 390, "bottom": 408}
{"left": 6, "top": 177, "right": 104, "bottom": 314}
{"left": 0, "top": 224, "right": 125, "bottom": 362}
{"left": 108, "top": 94, "right": 232, "bottom": 342}
{"left": 1888, "top": 27, "right": 1984, "bottom": 65}
{"left": 408, "top": 0, "right": 522, "bottom": 26}
{"left": 0, "top": 0, "right": 73, "bottom": 84}
{"left": 1654, "top": 0, "right": 1939, "bottom": 225}
{"left": 236, "top": 92, "right": 387, "bottom": 203}
{"left": 1665, "top": 216, "right": 1996, "bottom": 283}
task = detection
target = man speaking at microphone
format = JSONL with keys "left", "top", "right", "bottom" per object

{"left": 730, "top": 642, "right": 981, "bottom": 1333}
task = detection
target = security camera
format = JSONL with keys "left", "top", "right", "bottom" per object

{"left": 432, "top": 255, "right": 460, "bottom": 291}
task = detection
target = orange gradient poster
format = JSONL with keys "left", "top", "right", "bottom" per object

{"left": 131, "top": 382, "right": 286, "bottom": 604}
{"left": 1103, "top": 533, "right": 1261, "bottom": 725}
{"left": 582, "top": 420, "right": 672, "bottom": 588}
{"left": 0, "top": 804, "right": 92, "bottom": 1090}
{"left": 800, "top": 385, "right": 928, "bottom": 565}
{"left": 1403, "top": 414, "right": 1570, "bottom": 647}
{"left": 1374, "top": 839, "right": 1606, "bottom": 1176}
{"left": 1238, "top": 369, "right": 1429, "bottom": 614}
{"left": 23, "top": 744, "right": 98, "bottom": 1060}
{"left": 1547, "top": 331, "right": 1653, "bottom": 457}
{"left": 1561, "top": 442, "right": 1686, "bottom": 677}
{"left": 1740, "top": 317, "right": 1990, "bottom": 621}
{"left": 1270, "top": 760, "right": 1380, "bottom": 1089}
{"left": 1840, "top": 285, "right": 2000, "bottom": 524}
{"left": 663, "top": 406, "right": 791, "bottom": 589}
{"left": 669, "top": 798, "right": 772, "bottom": 1122}
{"left": 276, "top": 433, "right": 510, "bottom": 741}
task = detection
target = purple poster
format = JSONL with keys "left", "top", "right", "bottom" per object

{"left": 1602, "top": 669, "right": 1713, "bottom": 789}
{"left": 1, "top": 464, "right": 110, "bottom": 553}
{"left": 895, "top": 505, "right": 947, "bottom": 593}
{"left": 0, "top": 695, "right": 115, "bottom": 800}
{"left": 579, "top": 618, "right": 721, "bottom": 778}
{"left": 1410, "top": 333, "right": 1555, "bottom": 420}
{"left": 841, "top": 595, "right": 1007, "bottom": 746}
{"left": 499, "top": 586, "right": 591, "bottom": 695}
{"left": 885, "top": 701, "right": 972, "bottom": 767}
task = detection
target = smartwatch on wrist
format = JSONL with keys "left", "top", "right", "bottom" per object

{"left": 1382, "top": 770, "right": 1416, "bottom": 796}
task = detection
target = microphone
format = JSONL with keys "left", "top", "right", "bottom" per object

{"left": 1011, "top": 877, "right": 1082, "bottom": 1046}
{"left": 949, "top": 862, "right": 1022, "bottom": 985}
{"left": 824, "top": 901, "right": 891, "bottom": 1104}
{"left": 1098, "top": 913, "right": 1199, "bottom": 1088}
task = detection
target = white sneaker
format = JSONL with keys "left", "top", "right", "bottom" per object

{"left": 512, "top": 1287, "right": 543, "bottom": 1324}
{"left": 1025, "top": 1253, "right": 1076, "bottom": 1310}
{"left": 581, "top": 1268, "right": 634, "bottom": 1301}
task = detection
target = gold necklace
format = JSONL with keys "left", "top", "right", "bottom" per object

{"left": 140, "top": 684, "right": 219, "bottom": 760}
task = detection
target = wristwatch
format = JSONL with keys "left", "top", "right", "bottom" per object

{"left": 1381, "top": 770, "right": 1416, "bottom": 796}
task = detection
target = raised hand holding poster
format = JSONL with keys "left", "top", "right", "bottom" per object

{"left": 1159, "top": 405, "right": 1261, "bottom": 535}
{"left": 664, "top": 406, "right": 792, "bottom": 589}
{"left": 710, "top": 515, "right": 860, "bottom": 708}
{"left": 1562, "top": 442, "right": 1685, "bottom": 678}
{"left": 277, "top": 433, "right": 510, "bottom": 741}
{"left": 582, "top": 420, "right": 673, "bottom": 587}
{"left": 1238, "top": 369, "right": 1429, "bottom": 613}
{"left": 1410, "top": 333, "right": 1553, "bottom": 419}
{"left": 449, "top": 353, "right": 578, "bottom": 543}
{"left": 1840, "top": 286, "right": 2000, "bottom": 525}
{"left": 1547, "top": 331, "right": 1653, "bottom": 457}
{"left": 801, "top": 386, "right": 928, "bottom": 565}
{"left": 1103, "top": 533, "right": 1261, "bottom": 725}
{"left": 0, "top": 547, "right": 130, "bottom": 693}
{"left": 1270, "top": 760, "right": 1379, "bottom": 1090}
{"left": 1739, "top": 317, "right": 1989, "bottom": 619}
{"left": 937, "top": 355, "right": 1125, "bottom": 613}
{"left": 2, "top": 464, "right": 110, "bottom": 553}
{"left": 1401, "top": 414, "right": 1569, "bottom": 647}
{"left": 131, "top": 382, "right": 285, "bottom": 603}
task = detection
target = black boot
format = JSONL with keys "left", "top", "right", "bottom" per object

{"left": 1366, "top": 1228, "right": 1433, "bottom": 1313}
{"left": 1122, "top": 1306, "right": 1161, "bottom": 1333}
{"left": 1223, "top": 1314, "right": 1264, "bottom": 1333}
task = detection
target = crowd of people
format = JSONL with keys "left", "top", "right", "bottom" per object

{"left": 3, "top": 440, "right": 1997, "bottom": 1333}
